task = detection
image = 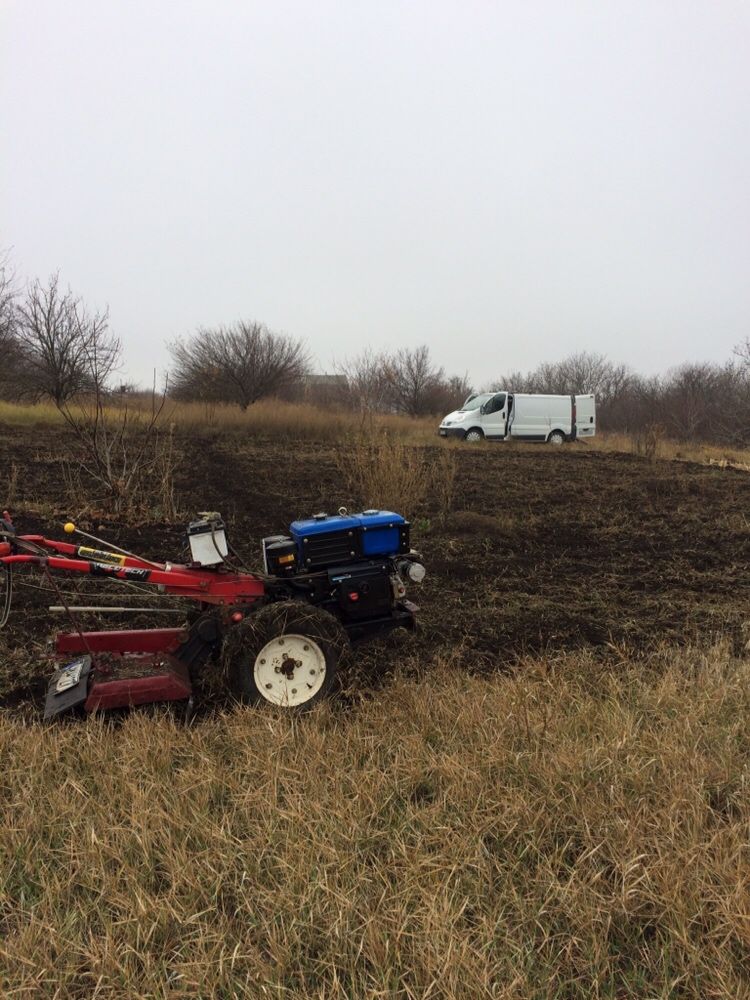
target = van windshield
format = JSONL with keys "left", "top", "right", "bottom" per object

{"left": 460, "top": 393, "right": 494, "bottom": 412}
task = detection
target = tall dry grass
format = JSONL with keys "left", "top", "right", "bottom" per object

{"left": 0, "top": 398, "right": 438, "bottom": 444}
{"left": 591, "top": 430, "right": 750, "bottom": 468}
{"left": 335, "top": 431, "right": 429, "bottom": 517}
{"left": 4, "top": 398, "right": 750, "bottom": 471}
{"left": 1, "top": 643, "right": 748, "bottom": 998}
{"left": 335, "top": 431, "right": 459, "bottom": 520}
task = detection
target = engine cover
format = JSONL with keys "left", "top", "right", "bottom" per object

{"left": 289, "top": 510, "right": 410, "bottom": 570}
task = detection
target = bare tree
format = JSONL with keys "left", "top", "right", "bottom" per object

{"left": 0, "top": 251, "right": 15, "bottom": 339}
{"left": 650, "top": 362, "right": 750, "bottom": 443}
{"left": 335, "top": 348, "right": 471, "bottom": 418}
{"left": 555, "top": 352, "right": 632, "bottom": 404}
{"left": 334, "top": 348, "right": 392, "bottom": 415}
{"left": 383, "top": 345, "right": 446, "bottom": 417}
{"left": 443, "top": 372, "right": 473, "bottom": 407}
{"left": 734, "top": 337, "right": 750, "bottom": 369}
{"left": 169, "top": 321, "right": 309, "bottom": 410}
{"left": 490, "top": 352, "right": 631, "bottom": 404}
{"left": 0, "top": 251, "right": 22, "bottom": 400}
{"left": 14, "top": 273, "right": 119, "bottom": 406}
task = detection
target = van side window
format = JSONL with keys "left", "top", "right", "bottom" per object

{"left": 484, "top": 393, "right": 506, "bottom": 414}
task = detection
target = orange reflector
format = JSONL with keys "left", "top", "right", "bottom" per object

{"left": 278, "top": 554, "right": 296, "bottom": 564}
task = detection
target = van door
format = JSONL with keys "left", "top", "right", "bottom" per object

{"left": 508, "top": 395, "right": 548, "bottom": 441}
{"left": 575, "top": 394, "right": 596, "bottom": 438}
{"left": 479, "top": 392, "right": 507, "bottom": 439}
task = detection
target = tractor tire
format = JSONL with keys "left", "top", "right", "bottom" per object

{"left": 464, "top": 428, "right": 484, "bottom": 442}
{"left": 223, "top": 601, "right": 348, "bottom": 710}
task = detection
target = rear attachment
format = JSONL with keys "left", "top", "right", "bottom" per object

{"left": 43, "top": 620, "right": 222, "bottom": 719}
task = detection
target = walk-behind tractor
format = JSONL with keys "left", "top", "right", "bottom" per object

{"left": 0, "top": 509, "right": 426, "bottom": 719}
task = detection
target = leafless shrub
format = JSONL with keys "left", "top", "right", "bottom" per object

{"left": 336, "top": 432, "right": 430, "bottom": 518}
{"left": 337, "top": 434, "right": 460, "bottom": 524}
{"left": 153, "top": 422, "right": 180, "bottom": 521}
{"left": 60, "top": 378, "right": 181, "bottom": 520}
{"left": 4, "top": 462, "right": 18, "bottom": 509}
{"left": 433, "top": 446, "right": 458, "bottom": 523}
{"left": 168, "top": 321, "right": 310, "bottom": 410}
{"left": 633, "top": 422, "right": 665, "bottom": 460}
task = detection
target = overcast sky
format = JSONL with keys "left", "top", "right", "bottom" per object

{"left": 2, "top": 1, "right": 749, "bottom": 389}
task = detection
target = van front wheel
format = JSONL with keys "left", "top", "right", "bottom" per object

{"left": 464, "top": 428, "right": 484, "bottom": 442}
{"left": 547, "top": 430, "right": 566, "bottom": 445}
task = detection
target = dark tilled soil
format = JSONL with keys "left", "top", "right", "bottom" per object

{"left": 2, "top": 425, "right": 749, "bottom": 714}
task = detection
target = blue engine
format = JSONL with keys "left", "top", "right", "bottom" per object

{"left": 289, "top": 510, "right": 410, "bottom": 569}
{"left": 261, "top": 510, "right": 420, "bottom": 635}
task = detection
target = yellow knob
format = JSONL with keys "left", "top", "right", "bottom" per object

{"left": 63, "top": 522, "right": 76, "bottom": 534}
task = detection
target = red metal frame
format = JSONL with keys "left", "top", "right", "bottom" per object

{"left": 0, "top": 522, "right": 269, "bottom": 711}
{"left": 4, "top": 533, "right": 266, "bottom": 606}
{"left": 56, "top": 628, "right": 187, "bottom": 655}
{"left": 84, "top": 655, "right": 193, "bottom": 711}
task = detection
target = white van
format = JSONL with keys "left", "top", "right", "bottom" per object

{"left": 439, "top": 392, "right": 596, "bottom": 443}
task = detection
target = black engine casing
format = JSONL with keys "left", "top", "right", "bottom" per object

{"left": 327, "top": 561, "right": 394, "bottom": 620}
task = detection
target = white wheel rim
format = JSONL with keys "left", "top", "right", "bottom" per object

{"left": 253, "top": 634, "right": 327, "bottom": 707}
{"left": 466, "top": 431, "right": 480, "bottom": 441}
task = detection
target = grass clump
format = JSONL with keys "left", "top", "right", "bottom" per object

{"left": 336, "top": 431, "right": 458, "bottom": 521}
{"left": 335, "top": 430, "right": 430, "bottom": 518}
{"left": 1, "top": 643, "right": 748, "bottom": 997}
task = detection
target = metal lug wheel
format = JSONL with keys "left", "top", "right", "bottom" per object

{"left": 224, "top": 601, "right": 347, "bottom": 711}
{"left": 253, "top": 634, "right": 327, "bottom": 707}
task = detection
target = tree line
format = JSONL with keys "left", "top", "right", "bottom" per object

{"left": 2, "top": 260, "right": 749, "bottom": 443}
{"left": 495, "top": 348, "right": 750, "bottom": 445}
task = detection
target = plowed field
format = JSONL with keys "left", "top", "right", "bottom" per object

{"left": 2, "top": 425, "right": 749, "bottom": 715}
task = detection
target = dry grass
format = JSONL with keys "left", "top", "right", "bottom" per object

{"left": 0, "top": 399, "right": 438, "bottom": 445}
{"left": 336, "top": 431, "right": 430, "bottom": 518}
{"left": 1, "top": 643, "right": 748, "bottom": 998}
{"left": 0, "top": 400, "right": 62, "bottom": 426}
{"left": 4, "top": 399, "right": 750, "bottom": 472}
{"left": 591, "top": 430, "right": 750, "bottom": 468}
{"left": 174, "top": 401, "right": 439, "bottom": 445}
{"left": 336, "top": 431, "right": 459, "bottom": 521}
